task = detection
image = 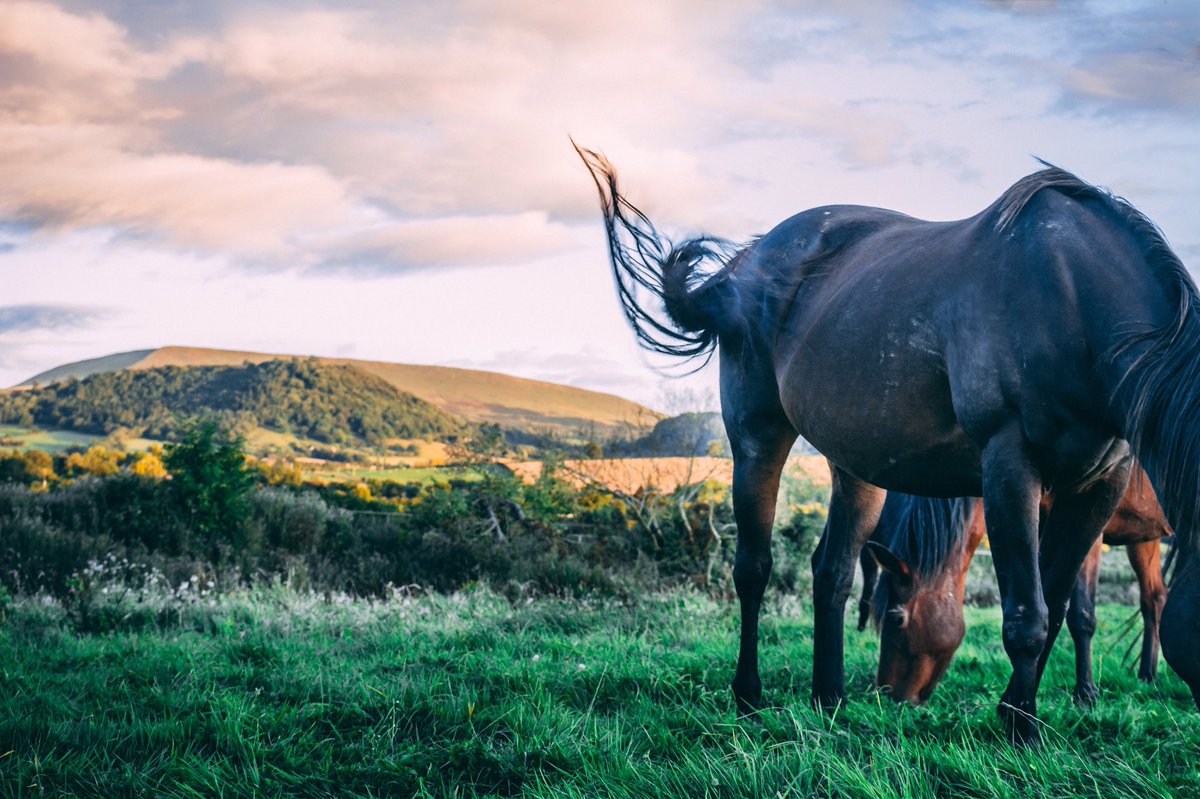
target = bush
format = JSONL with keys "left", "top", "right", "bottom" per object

{"left": 164, "top": 419, "right": 256, "bottom": 562}
{"left": 0, "top": 456, "right": 811, "bottom": 602}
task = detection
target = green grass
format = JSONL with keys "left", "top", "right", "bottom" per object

{"left": 0, "top": 425, "right": 102, "bottom": 452}
{"left": 1, "top": 590, "right": 1197, "bottom": 798}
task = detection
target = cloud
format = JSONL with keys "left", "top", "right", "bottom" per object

{"left": 957, "top": 1, "right": 1200, "bottom": 117}
{"left": 313, "top": 211, "right": 579, "bottom": 274}
{"left": 0, "top": 1, "right": 203, "bottom": 125}
{"left": 451, "top": 345, "right": 654, "bottom": 395}
{"left": 0, "top": 123, "right": 361, "bottom": 258}
{"left": 0, "top": 0, "right": 1196, "bottom": 278}
{"left": 1055, "top": 50, "right": 1200, "bottom": 116}
{"left": 0, "top": 303, "right": 108, "bottom": 334}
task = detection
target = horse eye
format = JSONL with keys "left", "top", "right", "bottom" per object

{"left": 887, "top": 607, "right": 909, "bottom": 627}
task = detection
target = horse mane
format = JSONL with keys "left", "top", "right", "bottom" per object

{"left": 995, "top": 160, "right": 1200, "bottom": 580}
{"left": 871, "top": 494, "right": 971, "bottom": 628}
{"left": 995, "top": 162, "right": 1186, "bottom": 281}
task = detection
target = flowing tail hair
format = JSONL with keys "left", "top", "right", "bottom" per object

{"left": 574, "top": 142, "right": 740, "bottom": 367}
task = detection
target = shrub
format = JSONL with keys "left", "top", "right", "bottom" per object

{"left": 164, "top": 419, "right": 256, "bottom": 562}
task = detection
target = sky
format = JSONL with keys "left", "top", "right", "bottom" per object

{"left": 1, "top": 0, "right": 1198, "bottom": 411}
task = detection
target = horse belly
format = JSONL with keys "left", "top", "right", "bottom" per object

{"left": 778, "top": 342, "right": 983, "bottom": 496}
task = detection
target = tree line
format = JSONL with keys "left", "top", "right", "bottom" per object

{"left": 0, "top": 359, "right": 467, "bottom": 447}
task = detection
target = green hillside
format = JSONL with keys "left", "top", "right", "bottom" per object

{"left": 20, "top": 346, "right": 660, "bottom": 436}
{"left": 0, "top": 359, "right": 465, "bottom": 448}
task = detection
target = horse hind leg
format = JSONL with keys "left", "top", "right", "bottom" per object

{"left": 729, "top": 420, "right": 797, "bottom": 716}
{"left": 811, "top": 467, "right": 886, "bottom": 711}
{"left": 1028, "top": 462, "right": 1131, "bottom": 709}
{"left": 857, "top": 546, "right": 880, "bottom": 632}
{"left": 1127, "top": 539, "right": 1166, "bottom": 682}
{"left": 1065, "top": 541, "right": 1103, "bottom": 706}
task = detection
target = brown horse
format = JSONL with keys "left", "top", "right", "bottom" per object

{"left": 578, "top": 146, "right": 1200, "bottom": 744}
{"left": 863, "top": 467, "right": 1170, "bottom": 705}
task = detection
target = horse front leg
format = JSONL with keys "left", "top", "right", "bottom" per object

{"left": 983, "top": 424, "right": 1048, "bottom": 745}
{"left": 811, "top": 468, "right": 885, "bottom": 711}
{"left": 1065, "top": 541, "right": 1103, "bottom": 706}
{"left": 1127, "top": 539, "right": 1166, "bottom": 682}
{"left": 729, "top": 425, "right": 796, "bottom": 716}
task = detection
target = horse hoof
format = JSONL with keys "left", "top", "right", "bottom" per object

{"left": 1072, "top": 682, "right": 1099, "bottom": 708}
{"left": 856, "top": 601, "right": 872, "bottom": 632}
{"left": 1008, "top": 723, "right": 1042, "bottom": 747}
{"left": 1137, "top": 668, "right": 1157, "bottom": 684}
{"left": 998, "top": 701, "right": 1041, "bottom": 747}
{"left": 812, "top": 691, "right": 846, "bottom": 715}
{"left": 734, "top": 690, "right": 764, "bottom": 719}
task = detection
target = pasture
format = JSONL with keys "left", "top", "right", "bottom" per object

{"left": 2, "top": 587, "right": 1197, "bottom": 798}
{"left": 0, "top": 425, "right": 102, "bottom": 453}
{"left": 303, "top": 464, "right": 484, "bottom": 486}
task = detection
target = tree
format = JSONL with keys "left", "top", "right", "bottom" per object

{"left": 164, "top": 418, "right": 256, "bottom": 560}
{"left": 66, "top": 446, "right": 121, "bottom": 477}
{"left": 132, "top": 451, "right": 168, "bottom": 479}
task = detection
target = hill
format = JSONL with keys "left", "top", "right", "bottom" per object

{"left": 0, "top": 359, "right": 465, "bottom": 449}
{"left": 607, "top": 412, "right": 729, "bottom": 457}
{"left": 20, "top": 346, "right": 660, "bottom": 437}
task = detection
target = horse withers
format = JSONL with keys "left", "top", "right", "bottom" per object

{"left": 577, "top": 144, "right": 1200, "bottom": 744}
{"left": 864, "top": 467, "right": 1170, "bottom": 706}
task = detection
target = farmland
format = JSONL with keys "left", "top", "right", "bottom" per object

{"left": 0, "top": 424, "right": 102, "bottom": 453}
{"left": 1, "top": 588, "right": 1196, "bottom": 797}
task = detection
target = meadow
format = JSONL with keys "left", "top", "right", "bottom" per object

{"left": 0, "top": 425, "right": 102, "bottom": 453}
{"left": 2, "top": 586, "right": 1197, "bottom": 798}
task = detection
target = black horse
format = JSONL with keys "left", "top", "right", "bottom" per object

{"left": 577, "top": 145, "right": 1200, "bottom": 744}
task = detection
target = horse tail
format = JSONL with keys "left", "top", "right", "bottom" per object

{"left": 1109, "top": 270, "right": 1200, "bottom": 581}
{"left": 574, "top": 142, "right": 739, "bottom": 363}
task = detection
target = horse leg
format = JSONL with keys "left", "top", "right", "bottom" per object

{"left": 1026, "top": 465, "right": 1130, "bottom": 709}
{"left": 812, "top": 467, "right": 886, "bottom": 711}
{"left": 1161, "top": 557, "right": 1200, "bottom": 708}
{"left": 729, "top": 424, "right": 796, "bottom": 716}
{"left": 1064, "top": 541, "right": 1102, "bottom": 706}
{"left": 1127, "top": 539, "right": 1166, "bottom": 682}
{"left": 982, "top": 425, "right": 1047, "bottom": 745}
{"left": 857, "top": 546, "right": 879, "bottom": 632}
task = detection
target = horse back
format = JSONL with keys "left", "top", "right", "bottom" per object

{"left": 721, "top": 189, "right": 1165, "bottom": 495}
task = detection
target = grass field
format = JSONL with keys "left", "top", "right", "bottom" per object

{"left": 0, "top": 425, "right": 102, "bottom": 453}
{"left": 2, "top": 589, "right": 1197, "bottom": 798}
{"left": 304, "top": 465, "right": 484, "bottom": 485}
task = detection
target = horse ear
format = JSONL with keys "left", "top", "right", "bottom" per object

{"left": 865, "top": 541, "right": 912, "bottom": 583}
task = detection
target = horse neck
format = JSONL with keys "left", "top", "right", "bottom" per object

{"left": 952, "top": 501, "right": 987, "bottom": 602}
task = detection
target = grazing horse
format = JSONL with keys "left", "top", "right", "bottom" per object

{"left": 577, "top": 145, "right": 1200, "bottom": 744}
{"left": 864, "top": 466, "right": 1170, "bottom": 706}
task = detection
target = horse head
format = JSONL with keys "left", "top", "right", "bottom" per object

{"left": 868, "top": 540, "right": 968, "bottom": 704}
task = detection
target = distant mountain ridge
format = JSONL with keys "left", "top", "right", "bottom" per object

{"left": 18, "top": 346, "right": 661, "bottom": 436}
{"left": 3, "top": 359, "right": 464, "bottom": 448}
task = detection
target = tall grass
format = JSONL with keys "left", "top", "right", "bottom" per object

{"left": 1, "top": 587, "right": 1195, "bottom": 798}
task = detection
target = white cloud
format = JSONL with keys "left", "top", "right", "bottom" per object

{"left": 313, "top": 212, "right": 580, "bottom": 273}
{"left": 0, "top": 0, "right": 1197, "bottom": 402}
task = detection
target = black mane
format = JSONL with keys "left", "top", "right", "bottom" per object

{"left": 871, "top": 494, "right": 971, "bottom": 628}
